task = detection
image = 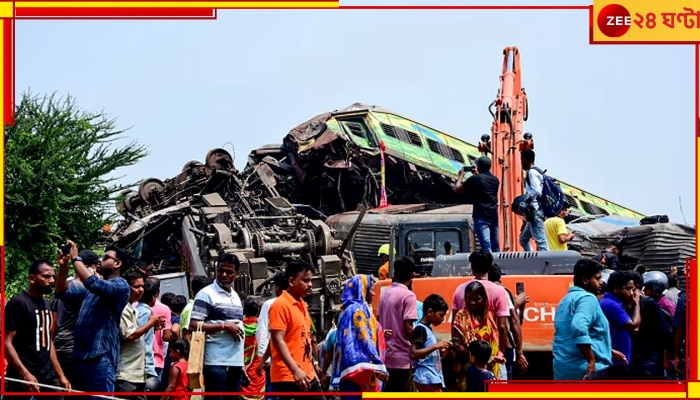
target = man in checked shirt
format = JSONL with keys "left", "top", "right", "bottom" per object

{"left": 55, "top": 241, "right": 131, "bottom": 397}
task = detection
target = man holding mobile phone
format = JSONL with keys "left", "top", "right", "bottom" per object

{"left": 544, "top": 203, "right": 575, "bottom": 251}
{"left": 54, "top": 241, "right": 131, "bottom": 395}
{"left": 454, "top": 156, "right": 500, "bottom": 253}
{"left": 51, "top": 247, "right": 101, "bottom": 386}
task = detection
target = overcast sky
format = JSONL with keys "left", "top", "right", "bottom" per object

{"left": 15, "top": 6, "right": 696, "bottom": 224}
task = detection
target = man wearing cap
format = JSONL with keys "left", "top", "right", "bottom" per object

{"left": 55, "top": 242, "right": 130, "bottom": 396}
{"left": 51, "top": 250, "right": 100, "bottom": 385}
{"left": 377, "top": 244, "right": 395, "bottom": 281}
{"left": 454, "top": 156, "right": 500, "bottom": 252}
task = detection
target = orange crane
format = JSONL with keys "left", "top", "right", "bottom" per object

{"left": 480, "top": 46, "right": 532, "bottom": 252}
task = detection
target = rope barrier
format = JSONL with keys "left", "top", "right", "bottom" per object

{"left": 3, "top": 377, "right": 128, "bottom": 400}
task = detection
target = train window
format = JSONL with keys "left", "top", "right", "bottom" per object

{"left": 380, "top": 123, "right": 423, "bottom": 148}
{"left": 563, "top": 194, "right": 578, "bottom": 209}
{"left": 340, "top": 118, "right": 370, "bottom": 139}
{"left": 450, "top": 148, "right": 465, "bottom": 163}
{"left": 406, "top": 130, "right": 423, "bottom": 147}
{"left": 436, "top": 231, "right": 461, "bottom": 255}
{"left": 579, "top": 199, "right": 610, "bottom": 216}
{"left": 426, "top": 138, "right": 465, "bottom": 163}
{"left": 381, "top": 123, "right": 398, "bottom": 139}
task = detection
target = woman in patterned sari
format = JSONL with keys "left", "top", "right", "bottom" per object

{"left": 452, "top": 280, "right": 505, "bottom": 391}
{"left": 331, "top": 275, "right": 388, "bottom": 400}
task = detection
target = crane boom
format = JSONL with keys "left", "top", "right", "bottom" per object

{"left": 487, "top": 46, "right": 530, "bottom": 252}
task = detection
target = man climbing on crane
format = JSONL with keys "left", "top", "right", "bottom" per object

{"left": 519, "top": 149, "right": 549, "bottom": 252}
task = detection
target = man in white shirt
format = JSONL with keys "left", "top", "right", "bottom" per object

{"left": 255, "top": 271, "right": 288, "bottom": 398}
{"left": 189, "top": 254, "right": 245, "bottom": 400}
{"left": 519, "top": 149, "right": 549, "bottom": 252}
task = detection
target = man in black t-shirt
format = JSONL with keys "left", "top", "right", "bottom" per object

{"left": 454, "top": 156, "right": 500, "bottom": 252}
{"left": 4, "top": 259, "right": 70, "bottom": 399}
{"left": 625, "top": 272, "right": 670, "bottom": 379}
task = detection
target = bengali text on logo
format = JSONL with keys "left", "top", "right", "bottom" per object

{"left": 592, "top": 0, "right": 700, "bottom": 43}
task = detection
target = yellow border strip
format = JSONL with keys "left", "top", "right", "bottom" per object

{"left": 15, "top": 1, "right": 338, "bottom": 8}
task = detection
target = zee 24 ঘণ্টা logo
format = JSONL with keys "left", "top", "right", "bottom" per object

{"left": 596, "top": 3, "right": 700, "bottom": 38}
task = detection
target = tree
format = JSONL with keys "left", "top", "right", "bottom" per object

{"left": 4, "top": 92, "right": 148, "bottom": 297}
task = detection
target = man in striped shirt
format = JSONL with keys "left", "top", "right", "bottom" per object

{"left": 189, "top": 253, "right": 246, "bottom": 400}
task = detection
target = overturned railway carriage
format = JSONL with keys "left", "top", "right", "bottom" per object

{"left": 108, "top": 149, "right": 355, "bottom": 333}
{"left": 246, "top": 103, "right": 646, "bottom": 221}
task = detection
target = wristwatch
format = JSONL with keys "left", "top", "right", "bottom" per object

{"left": 71, "top": 256, "right": 82, "bottom": 264}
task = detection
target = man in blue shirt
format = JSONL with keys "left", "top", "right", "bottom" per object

{"left": 599, "top": 271, "right": 641, "bottom": 367}
{"left": 553, "top": 259, "right": 612, "bottom": 380}
{"left": 55, "top": 242, "right": 131, "bottom": 395}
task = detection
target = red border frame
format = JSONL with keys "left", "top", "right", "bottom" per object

{"left": 1, "top": 3, "right": 697, "bottom": 398}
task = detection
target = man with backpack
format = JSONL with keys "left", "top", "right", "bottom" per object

{"left": 519, "top": 150, "right": 550, "bottom": 252}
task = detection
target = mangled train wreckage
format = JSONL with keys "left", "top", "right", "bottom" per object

{"left": 108, "top": 148, "right": 356, "bottom": 332}
{"left": 245, "top": 103, "right": 646, "bottom": 221}
{"left": 107, "top": 103, "right": 651, "bottom": 332}
{"left": 107, "top": 45, "right": 689, "bottom": 358}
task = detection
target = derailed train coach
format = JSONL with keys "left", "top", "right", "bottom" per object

{"left": 107, "top": 148, "right": 357, "bottom": 333}
{"left": 245, "top": 103, "right": 646, "bottom": 221}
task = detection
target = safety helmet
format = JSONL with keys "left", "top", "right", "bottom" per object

{"left": 599, "top": 269, "right": 613, "bottom": 292}
{"left": 643, "top": 271, "right": 668, "bottom": 296}
{"left": 378, "top": 244, "right": 398, "bottom": 257}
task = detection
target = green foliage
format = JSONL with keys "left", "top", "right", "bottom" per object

{"left": 4, "top": 91, "right": 148, "bottom": 298}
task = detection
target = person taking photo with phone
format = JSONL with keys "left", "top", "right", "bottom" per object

{"left": 454, "top": 156, "right": 500, "bottom": 253}
{"left": 54, "top": 241, "right": 131, "bottom": 395}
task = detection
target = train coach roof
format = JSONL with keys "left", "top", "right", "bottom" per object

{"left": 571, "top": 219, "right": 695, "bottom": 271}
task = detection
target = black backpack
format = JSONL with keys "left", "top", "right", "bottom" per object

{"left": 526, "top": 166, "right": 567, "bottom": 218}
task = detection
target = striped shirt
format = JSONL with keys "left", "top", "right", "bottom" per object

{"left": 190, "top": 281, "right": 244, "bottom": 367}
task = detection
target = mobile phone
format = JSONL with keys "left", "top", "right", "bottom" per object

{"left": 463, "top": 165, "right": 475, "bottom": 173}
{"left": 516, "top": 282, "right": 525, "bottom": 295}
{"left": 60, "top": 244, "right": 71, "bottom": 257}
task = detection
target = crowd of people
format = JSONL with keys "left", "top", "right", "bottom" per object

{"left": 2, "top": 232, "right": 689, "bottom": 400}
{"left": 553, "top": 259, "right": 686, "bottom": 380}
